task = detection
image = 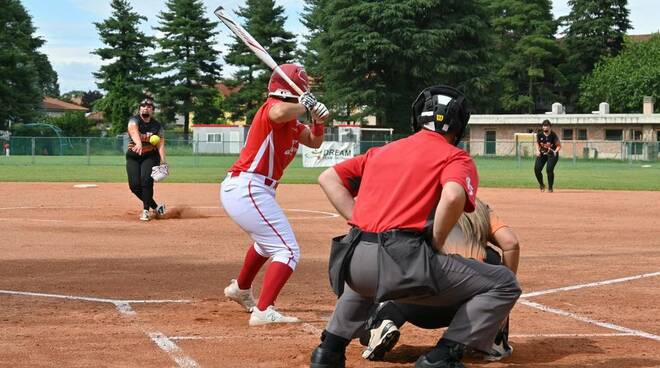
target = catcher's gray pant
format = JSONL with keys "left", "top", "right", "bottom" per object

{"left": 325, "top": 240, "right": 521, "bottom": 352}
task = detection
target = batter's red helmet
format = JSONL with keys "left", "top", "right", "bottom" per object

{"left": 268, "top": 64, "right": 309, "bottom": 99}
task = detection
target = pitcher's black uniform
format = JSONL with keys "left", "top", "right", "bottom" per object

{"left": 535, "top": 130, "right": 560, "bottom": 192}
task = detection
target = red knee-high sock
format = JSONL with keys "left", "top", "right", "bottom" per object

{"left": 256, "top": 261, "right": 293, "bottom": 311}
{"left": 236, "top": 245, "right": 269, "bottom": 290}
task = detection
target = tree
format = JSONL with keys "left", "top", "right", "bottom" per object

{"left": 33, "top": 52, "right": 60, "bottom": 97}
{"left": 579, "top": 34, "right": 660, "bottom": 113}
{"left": 488, "top": 0, "right": 566, "bottom": 113}
{"left": 0, "top": 0, "right": 58, "bottom": 129}
{"left": 223, "top": 0, "right": 297, "bottom": 122}
{"left": 153, "top": 0, "right": 222, "bottom": 138}
{"left": 303, "top": 0, "right": 497, "bottom": 131}
{"left": 60, "top": 90, "right": 87, "bottom": 103}
{"left": 559, "top": 0, "right": 631, "bottom": 112}
{"left": 92, "top": 0, "right": 153, "bottom": 134}
{"left": 44, "top": 112, "right": 99, "bottom": 137}
{"left": 82, "top": 90, "right": 104, "bottom": 109}
{"left": 61, "top": 90, "right": 103, "bottom": 109}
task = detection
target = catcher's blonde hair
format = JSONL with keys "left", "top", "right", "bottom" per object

{"left": 456, "top": 198, "right": 490, "bottom": 250}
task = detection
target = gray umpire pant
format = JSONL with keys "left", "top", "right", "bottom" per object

{"left": 325, "top": 240, "right": 521, "bottom": 352}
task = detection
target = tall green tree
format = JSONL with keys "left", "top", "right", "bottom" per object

{"left": 559, "top": 0, "right": 631, "bottom": 112}
{"left": 154, "top": 0, "right": 222, "bottom": 137}
{"left": 223, "top": 0, "right": 297, "bottom": 123}
{"left": 0, "top": 0, "right": 59, "bottom": 129}
{"left": 303, "top": 0, "right": 496, "bottom": 131}
{"left": 33, "top": 52, "right": 60, "bottom": 97}
{"left": 579, "top": 34, "right": 660, "bottom": 113}
{"left": 93, "top": 0, "right": 153, "bottom": 134}
{"left": 489, "top": 0, "right": 566, "bottom": 113}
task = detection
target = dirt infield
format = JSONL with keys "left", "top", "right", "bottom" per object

{"left": 0, "top": 183, "right": 659, "bottom": 367}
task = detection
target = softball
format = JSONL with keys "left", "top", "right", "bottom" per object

{"left": 149, "top": 135, "right": 160, "bottom": 146}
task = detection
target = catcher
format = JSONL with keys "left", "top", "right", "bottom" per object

{"left": 125, "top": 98, "right": 168, "bottom": 221}
{"left": 358, "top": 198, "right": 520, "bottom": 362}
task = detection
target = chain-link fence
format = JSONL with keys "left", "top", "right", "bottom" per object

{"left": 466, "top": 139, "right": 660, "bottom": 165}
{"left": 1, "top": 136, "right": 658, "bottom": 166}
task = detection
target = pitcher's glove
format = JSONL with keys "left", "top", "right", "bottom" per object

{"left": 151, "top": 163, "right": 169, "bottom": 182}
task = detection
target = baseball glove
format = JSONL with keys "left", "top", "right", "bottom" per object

{"left": 151, "top": 163, "right": 169, "bottom": 182}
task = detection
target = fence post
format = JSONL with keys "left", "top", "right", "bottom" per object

{"left": 31, "top": 137, "right": 36, "bottom": 164}
{"left": 86, "top": 138, "right": 91, "bottom": 165}
{"left": 194, "top": 138, "right": 199, "bottom": 167}
{"left": 628, "top": 141, "right": 633, "bottom": 166}
{"left": 572, "top": 140, "right": 576, "bottom": 166}
{"left": 515, "top": 139, "right": 520, "bottom": 169}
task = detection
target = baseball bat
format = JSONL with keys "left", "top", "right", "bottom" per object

{"left": 214, "top": 6, "right": 305, "bottom": 96}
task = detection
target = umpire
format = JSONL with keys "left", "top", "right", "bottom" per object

{"left": 310, "top": 86, "right": 521, "bottom": 368}
{"left": 126, "top": 98, "right": 166, "bottom": 221}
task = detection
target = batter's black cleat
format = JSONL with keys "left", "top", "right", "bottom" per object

{"left": 310, "top": 345, "right": 345, "bottom": 368}
{"left": 361, "top": 319, "right": 400, "bottom": 360}
{"left": 539, "top": 184, "right": 546, "bottom": 192}
{"left": 415, "top": 339, "right": 465, "bottom": 368}
{"left": 548, "top": 187, "right": 554, "bottom": 193}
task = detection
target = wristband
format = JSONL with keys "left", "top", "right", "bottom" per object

{"left": 311, "top": 123, "right": 324, "bottom": 136}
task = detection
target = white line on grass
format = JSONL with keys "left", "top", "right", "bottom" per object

{"left": 521, "top": 271, "right": 660, "bottom": 298}
{"left": 519, "top": 299, "right": 660, "bottom": 342}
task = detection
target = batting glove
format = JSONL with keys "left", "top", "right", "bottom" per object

{"left": 311, "top": 102, "right": 330, "bottom": 121}
{"left": 298, "top": 91, "right": 317, "bottom": 111}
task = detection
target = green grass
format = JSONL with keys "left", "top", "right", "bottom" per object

{"left": 0, "top": 155, "right": 658, "bottom": 190}
{"left": 474, "top": 157, "right": 660, "bottom": 191}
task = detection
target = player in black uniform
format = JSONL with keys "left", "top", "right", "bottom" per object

{"left": 126, "top": 98, "right": 167, "bottom": 221}
{"left": 534, "top": 119, "right": 561, "bottom": 192}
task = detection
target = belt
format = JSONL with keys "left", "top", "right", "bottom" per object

{"left": 359, "top": 231, "right": 380, "bottom": 243}
{"left": 357, "top": 229, "right": 424, "bottom": 243}
{"left": 229, "top": 171, "right": 279, "bottom": 189}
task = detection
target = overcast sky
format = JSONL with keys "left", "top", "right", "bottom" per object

{"left": 21, "top": 0, "right": 660, "bottom": 94}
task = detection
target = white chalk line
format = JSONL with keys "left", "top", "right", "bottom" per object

{"left": 0, "top": 289, "right": 190, "bottom": 305}
{"left": 522, "top": 271, "right": 660, "bottom": 298}
{"left": 148, "top": 332, "right": 199, "bottom": 368}
{"left": 511, "top": 333, "right": 634, "bottom": 338}
{"left": 520, "top": 272, "right": 660, "bottom": 342}
{"left": 302, "top": 322, "right": 324, "bottom": 336}
{"left": 0, "top": 289, "right": 198, "bottom": 367}
{"left": 113, "top": 301, "right": 199, "bottom": 368}
{"left": 519, "top": 299, "right": 660, "bottom": 342}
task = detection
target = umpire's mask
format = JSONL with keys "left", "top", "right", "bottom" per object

{"left": 410, "top": 85, "right": 470, "bottom": 146}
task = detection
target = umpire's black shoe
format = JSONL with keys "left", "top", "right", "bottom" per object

{"left": 310, "top": 345, "right": 345, "bottom": 368}
{"left": 415, "top": 339, "right": 466, "bottom": 368}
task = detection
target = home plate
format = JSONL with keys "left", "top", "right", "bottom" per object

{"left": 73, "top": 184, "right": 98, "bottom": 188}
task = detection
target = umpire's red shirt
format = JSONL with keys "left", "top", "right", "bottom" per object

{"left": 333, "top": 129, "right": 478, "bottom": 233}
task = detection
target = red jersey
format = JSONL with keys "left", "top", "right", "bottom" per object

{"left": 333, "top": 129, "right": 478, "bottom": 232}
{"left": 230, "top": 98, "right": 307, "bottom": 180}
